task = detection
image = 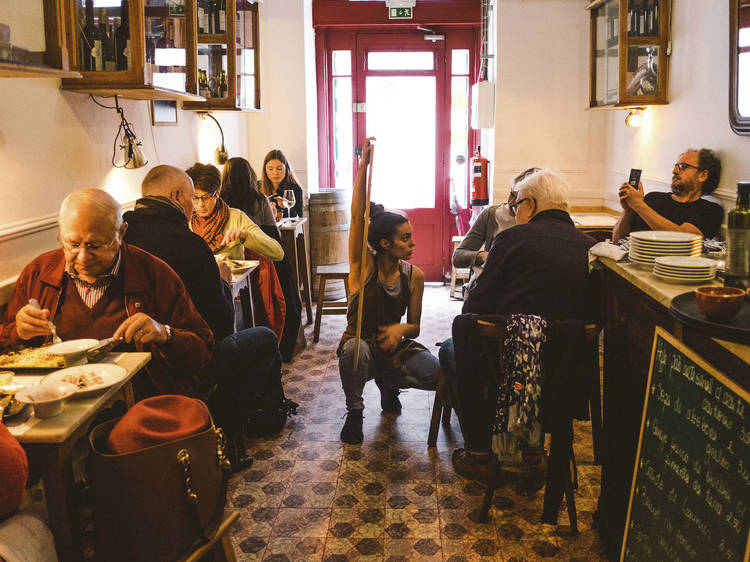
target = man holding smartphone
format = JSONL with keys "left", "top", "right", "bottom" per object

{"left": 612, "top": 148, "right": 724, "bottom": 241}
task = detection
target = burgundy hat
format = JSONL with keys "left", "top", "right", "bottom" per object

{"left": 107, "top": 395, "right": 211, "bottom": 455}
{"left": 0, "top": 422, "right": 29, "bottom": 519}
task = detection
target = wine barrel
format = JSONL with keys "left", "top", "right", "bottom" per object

{"left": 310, "top": 189, "right": 351, "bottom": 301}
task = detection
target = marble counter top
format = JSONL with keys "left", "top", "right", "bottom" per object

{"left": 596, "top": 257, "right": 749, "bottom": 365}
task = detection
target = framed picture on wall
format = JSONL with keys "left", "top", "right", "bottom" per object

{"left": 150, "top": 100, "right": 179, "bottom": 126}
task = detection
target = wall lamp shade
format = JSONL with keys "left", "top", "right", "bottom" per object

{"left": 200, "top": 112, "right": 229, "bottom": 165}
{"left": 122, "top": 131, "right": 148, "bottom": 169}
{"left": 625, "top": 108, "right": 644, "bottom": 128}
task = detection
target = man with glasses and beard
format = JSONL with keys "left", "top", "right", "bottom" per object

{"left": 612, "top": 148, "right": 724, "bottom": 241}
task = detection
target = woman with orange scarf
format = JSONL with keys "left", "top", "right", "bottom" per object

{"left": 186, "top": 163, "right": 283, "bottom": 262}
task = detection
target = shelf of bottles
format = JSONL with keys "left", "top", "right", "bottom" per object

{"left": 62, "top": 0, "right": 201, "bottom": 101}
{"left": 588, "top": 0, "right": 669, "bottom": 108}
{"left": 185, "top": 0, "right": 259, "bottom": 111}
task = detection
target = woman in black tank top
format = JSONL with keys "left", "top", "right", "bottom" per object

{"left": 338, "top": 139, "right": 440, "bottom": 445}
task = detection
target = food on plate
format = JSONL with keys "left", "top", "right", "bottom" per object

{"left": 0, "top": 347, "right": 65, "bottom": 369}
{"left": 60, "top": 371, "right": 105, "bottom": 390}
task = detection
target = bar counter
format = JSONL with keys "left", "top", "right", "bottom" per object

{"left": 593, "top": 257, "right": 750, "bottom": 559}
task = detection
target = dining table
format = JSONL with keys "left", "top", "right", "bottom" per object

{"left": 278, "top": 217, "right": 313, "bottom": 324}
{"left": 229, "top": 260, "right": 259, "bottom": 331}
{"left": 5, "top": 351, "right": 151, "bottom": 562}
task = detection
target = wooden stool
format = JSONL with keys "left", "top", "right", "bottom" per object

{"left": 427, "top": 368, "right": 452, "bottom": 447}
{"left": 182, "top": 511, "right": 240, "bottom": 562}
{"left": 313, "top": 263, "right": 350, "bottom": 343}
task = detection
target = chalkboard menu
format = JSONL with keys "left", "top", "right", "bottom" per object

{"left": 621, "top": 327, "right": 749, "bottom": 562}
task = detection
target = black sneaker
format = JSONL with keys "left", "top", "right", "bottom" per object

{"left": 340, "top": 409, "right": 364, "bottom": 444}
{"left": 380, "top": 387, "right": 402, "bottom": 414}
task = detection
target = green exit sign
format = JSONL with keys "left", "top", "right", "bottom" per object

{"left": 389, "top": 7, "right": 413, "bottom": 19}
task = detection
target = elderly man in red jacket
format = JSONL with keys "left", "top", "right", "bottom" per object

{"left": 1, "top": 188, "right": 213, "bottom": 398}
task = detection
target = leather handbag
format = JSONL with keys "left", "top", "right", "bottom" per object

{"left": 87, "top": 401, "right": 231, "bottom": 562}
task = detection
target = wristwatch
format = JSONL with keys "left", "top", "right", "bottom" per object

{"left": 163, "top": 324, "right": 175, "bottom": 345}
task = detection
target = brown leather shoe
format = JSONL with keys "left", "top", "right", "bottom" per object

{"left": 451, "top": 448, "right": 499, "bottom": 485}
{"left": 518, "top": 454, "right": 547, "bottom": 492}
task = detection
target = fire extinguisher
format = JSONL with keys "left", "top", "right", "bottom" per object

{"left": 470, "top": 146, "right": 489, "bottom": 206}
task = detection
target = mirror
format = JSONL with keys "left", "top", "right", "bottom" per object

{"left": 730, "top": 0, "right": 750, "bottom": 134}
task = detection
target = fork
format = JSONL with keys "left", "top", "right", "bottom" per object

{"left": 29, "top": 298, "right": 62, "bottom": 344}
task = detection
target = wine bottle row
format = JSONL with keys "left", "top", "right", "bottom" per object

{"left": 79, "top": 0, "right": 130, "bottom": 72}
{"left": 199, "top": 69, "right": 228, "bottom": 99}
{"left": 628, "top": 0, "right": 659, "bottom": 37}
{"left": 198, "top": 0, "right": 227, "bottom": 35}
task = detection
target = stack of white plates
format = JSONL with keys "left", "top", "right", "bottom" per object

{"left": 629, "top": 231, "right": 702, "bottom": 269}
{"left": 653, "top": 256, "right": 718, "bottom": 284}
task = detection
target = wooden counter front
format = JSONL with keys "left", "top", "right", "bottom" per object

{"left": 593, "top": 258, "right": 749, "bottom": 560}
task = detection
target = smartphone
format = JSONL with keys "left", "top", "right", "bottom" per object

{"left": 628, "top": 168, "right": 642, "bottom": 188}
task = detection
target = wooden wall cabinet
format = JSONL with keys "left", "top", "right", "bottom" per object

{"left": 61, "top": 0, "right": 201, "bottom": 101}
{"left": 586, "top": 0, "right": 670, "bottom": 108}
{"left": 184, "top": 0, "right": 260, "bottom": 112}
{"left": 0, "top": 0, "right": 81, "bottom": 78}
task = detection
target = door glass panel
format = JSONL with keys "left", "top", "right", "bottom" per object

{"left": 451, "top": 49, "right": 469, "bottom": 75}
{"left": 450, "top": 76, "right": 469, "bottom": 209}
{"left": 625, "top": 45, "right": 659, "bottom": 97}
{"left": 332, "top": 50, "right": 351, "bottom": 75}
{"left": 366, "top": 75, "right": 435, "bottom": 209}
{"left": 332, "top": 76, "right": 353, "bottom": 188}
{"left": 368, "top": 51, "right": 433, "bottom": 71}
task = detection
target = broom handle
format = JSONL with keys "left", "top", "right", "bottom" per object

{"left": 353, "top": 145, "right": 375, "bottom": 371}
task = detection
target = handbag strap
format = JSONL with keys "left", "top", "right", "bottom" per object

{"left": 177, "top": 427, "right": 232, "bottom": 545}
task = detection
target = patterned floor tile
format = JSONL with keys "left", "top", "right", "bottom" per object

{"left": 383, "top": 537, "right": 443, "bottom": 560}
{"left": 328, "top": 507, "right": 387, "bottom": 538}
{"left": 261, "top": 536, "right": 325, "bottom": 561}
{"left": 384, "top": 507, "right": 440, "bottom": 539}
{"left": 272, "top": 508, "right": 331, "bottom": 537}
{"left": 323, "top": 537, "right": 385, "bottom": 561}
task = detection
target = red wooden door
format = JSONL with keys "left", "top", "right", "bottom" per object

{"left": 353, "top": 33, "right": 447, "bottom": 281}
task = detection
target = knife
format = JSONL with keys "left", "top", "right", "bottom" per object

{"left": 86, "top": 337, "right": 119, "bottom": 362}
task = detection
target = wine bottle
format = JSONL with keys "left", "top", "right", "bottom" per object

{"left": 97, "top": 9, "right": 115, "bottom": 71}
{"left": 81, "top": 0, "right": 97, "bottom": 71}
{"left": 219, "top": 70, "right": 227, "bottom": 98}
{"left": 115, "top": 0, "right": 130, "bottom": 70}
{"left": 212, "top": 0, "right": 220, "bottom": 35}
{"left": 208, "top": 0, "right": 215, "bottom": 34}
{"left": 198, "top": 0, "right": 208, "bottom": 34}
{"left": 218, "top": 0, "right": 226, "bottom": 33}
{"left": 725, "top": 182, "right": 750, "bottom": 288}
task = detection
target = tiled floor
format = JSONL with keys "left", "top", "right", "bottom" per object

{"left": 228, "top": 284, "right": 607, "bottom": 561}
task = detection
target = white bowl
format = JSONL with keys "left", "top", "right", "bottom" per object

{"left": 15, "top": 382, "right": 78, "bottom": 418}
{"left": 46, "top": 339, "right": 99, "bottom": 367}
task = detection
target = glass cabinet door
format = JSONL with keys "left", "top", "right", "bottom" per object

{"left": 77, "top": 0, "right": 131, "bottom": 72}
{"left": 1, "top": 2, "right": 46, "bottom": 65}
{"left": 196, "top": 43, "right": 228, "bottom": 99}
{"left": 236, "top": 1, "right": 259, "bottom": 109}
{"left": 144, "top": 0, "right": 188, "bottom": 92}
{"left": 592, "top": 0, "right": 619, "bottom": 106}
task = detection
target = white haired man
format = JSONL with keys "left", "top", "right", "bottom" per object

{"left": 1, "top": 188, "right": 213, "bottom": 398}
{"left": 439, "top": 169, "right": 597, "bottom": 488}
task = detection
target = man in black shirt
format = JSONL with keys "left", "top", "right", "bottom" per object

{"left": 612, "top": 148, "right": 724, "bottom": 240}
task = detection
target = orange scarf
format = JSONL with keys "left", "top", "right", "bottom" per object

{"left": 191, "top": 196, "right": 230, "bottom": 253}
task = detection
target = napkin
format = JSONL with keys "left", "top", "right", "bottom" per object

{"left": 588, "top": 242, "right": 627, "bottom": 271}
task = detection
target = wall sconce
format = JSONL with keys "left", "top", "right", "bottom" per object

{"left": 90, "top": 94, "right": 148, "bottom": 169}
{"left": 199, "top": 112, "right": 229, "bottom": 165}
{"left": 625, "top": 108, "right": 645, "bottom": 128}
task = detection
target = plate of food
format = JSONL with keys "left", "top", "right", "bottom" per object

{"left": 0, "top": 346, "right": 68, "bottom": 370}
{"left": 43, "top": 364, "right": 128, "bottom": 398}
{"left": 215, "top": 255, "right": 258, "bottom": 274}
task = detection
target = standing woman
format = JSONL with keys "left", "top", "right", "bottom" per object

{"left": 186, "top": 162, "right": 283, "bottom": 261}
{"left": 260, "top": 149, "right": 304, "bottom": 219}
{"left": 221, "top": 157, "right": 279, "bottom": 232}
{"left": 338, "top": 139, "right": 439, "bottom": 444}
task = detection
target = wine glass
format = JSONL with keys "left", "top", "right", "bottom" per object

{"left": 282, "top": 189, "right": 296, "bottom": 216}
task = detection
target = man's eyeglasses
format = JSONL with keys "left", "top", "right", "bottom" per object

{"left": 673, "top": 162, "right": 702, "bottom": 172}
{"left": 509, "top": 198, "right": 529, "bottom": 214}
{"left": 61, "top": 238, "right": 118, "bottom": 254}
{"left": 191, "top": 192, "right": 217, "bottom": 203}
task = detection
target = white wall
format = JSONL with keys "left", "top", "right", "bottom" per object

{"left": 494, "top": 0, "right": 608, "bottom": 205}
{"left": 603, "top": 0, "right": 750, "bottom": 216}
{"left": 245, "top": 0, "right": 316, "bottom": 197}
{"left": 0, "top": 78, "right": 249, "bottom": 280}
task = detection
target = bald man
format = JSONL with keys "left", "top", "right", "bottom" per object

{"left": 0, "top": 188, "right": 213, "bottom": 398}
{"left": 124, "top": 165, "right": 235, "bottom": 339}
{"left": 124, "top": 165, "right": 286, "bottom": 471}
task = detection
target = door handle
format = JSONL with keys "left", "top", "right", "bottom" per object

{"left": 355, "top": 145, "right": 363, "bottom": 158}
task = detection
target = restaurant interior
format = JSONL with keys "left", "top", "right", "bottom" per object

{"left": 0, "top": 0, "right": 749, "bottom": 561}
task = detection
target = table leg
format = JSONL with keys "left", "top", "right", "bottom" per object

{"left": 26, "top": 444, "right": 83, "bottom": 562}
{"left": 296, "top": 233, "right": 313, "bottom": 324}
{"left": 238, "top": 285, "right": 254, "bottom": 329}
{"left": 282, "top": 229, "right": 300, "bottom": 291}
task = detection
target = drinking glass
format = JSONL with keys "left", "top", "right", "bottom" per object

{"left": 283, "top": 189, "right": 296, "bottom": 214}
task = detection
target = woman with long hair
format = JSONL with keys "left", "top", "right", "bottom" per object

{"left": 186, "top": 162, "right": 283, "bottom": 261}
{"left": 337, "top": 139, "right": 439, "bottom": 444}
{"left": 260, "top": 149, "right": 304, "bottom": 219}
{"left": 220, "top": 157, "right": 278, "bottom": 229}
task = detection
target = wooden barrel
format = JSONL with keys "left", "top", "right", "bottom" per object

{"left": 310, "top": 189, "right": 351, "bottom": 301}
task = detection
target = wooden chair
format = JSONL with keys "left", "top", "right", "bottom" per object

{"left": 449, "top": 236, "right": 471, "bottom": 299}
{"left": 313, "top": 263, "right": 350, "bottom": 343}
{"left": 427, "top": 368, "right": 452, "bottom": 447}
{"left": 181, "top": 511, "right": 239, "bottom": 562}
{"left": 472, "top": 319, "right": 601, "bottom": 533}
